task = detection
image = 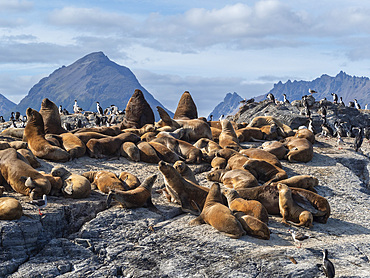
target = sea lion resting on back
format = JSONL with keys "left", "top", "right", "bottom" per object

{"left": 24, "top": 108, "right": 71, "bottom": 162}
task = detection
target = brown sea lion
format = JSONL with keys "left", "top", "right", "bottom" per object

{"left": 39, "top": 98, "right": 68, "bottom": 134}
{"left": 173, "top": 160, "right": 198, "bottom": 184}
{"left": 73, "top": 125, "right": 122, "bottom": 136}
{"left": 1, "top": 127, "right": 24, "bottom": 139}
{"left": 42, "top": 173, "right": 63, "bottom": 196}
{"left": 240, "top": 148, "right": 282, "bottom": 168}
{"left": 9, "top": 141, "right": 27, "bottom": 150}
{"left": 140, "top": 131, "right": 158, "bottom": 142}
{"left": 234, "top": 212, "right": 270, "bottom": 240}
{"left": 149, "top": 141, "right": 180, "bottom": 164}
{"left": 189, "top": 183, "right": 245, "bottom": 239}
{"left": 207, "top": 169, "right": 258, "bottom": 190}
{"left": 74, "top": 132, "right": 110, "bottom": 144}
{"left": 248, "top": 116, "right": 294, "bottom": 137}
{"left": 261, "top": 141, "right": 288, "bottom": 160}
{"left": 215, "top": 148, "right": 249, "bottom": 170}
{"left": 235, "top": 127, "right": 265, "bottom": 142}
{"left": 118, "top": 171, "right": 140, "bottom": 189}
{"left": 86, "top": 132, "right": 140, "bottom": 158}
{"left": 224, "top": 188, "right": 268, "bottom": 223}
{"left": 219, "top": 119, "right": 241, "bottom": 150}
{"left": 59, "top": 132, "right": 86, "bottom": 159}
{"left": 0, "top": 197, "right": 23, "bottom": 220}
{"left": 0, "top": 141, "right": 11, "bottom": 150}
{"left": 282, "top": 137, "right": 313, "bottom": 162}
{"left": 123, "top": 124, "right": 156, "bottom": 136}
{"left": 295, "top": 128, "right": 315, "bottom": 144}
{"left": 120, "top": 89, "right": 155, "bottom": 129}
{"left": 0, "top": 148, "right": 51, "bottom": 199}
{"left": 277, "top": 183, "right": 313, "bottom": 228}
{"left": 210, "top": 127, "right": 221, "bottom": 141}
{"left": 259, "top": 124, "right": 279, "bottom": 140}
{"left": 17, "top": 148, "right": 40, "bottom": 168}
{"left": 243, "top": 159, "right": 287, "bottom": 184}
{"left": 173, "top": 91, "right": 198, "bottom": 120}
{"left": 51, "top": 166, "right": 91, "bottom": 199}
{"left": 24, "top": 108, "right": 71, "bottom": 162}
{"left": 193, "top": 138, "right": 222, "bottom": 159}
{"left": 82, "top": 170, "right": 128, "bottom": 193}
{"left": 158, "top": 160, "right": 209, "bottom": 214}
{"left": 137, "top": 141, "right": 161, "bottom": 163}
{"left": 120, "top": 141, "right": 140, "bottom": 162}
{"left": 211, "top": 156, "right": 227, "bottom": 170}
{"left": 106, "top": 174, "right": 157, "bottom": 209}
{"left": 272, "top": 175, "right": 318, "bottom": 192}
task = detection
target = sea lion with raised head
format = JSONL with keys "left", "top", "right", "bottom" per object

{"left": 189, "top": 183, "right": 245, "bottom": 239}
{"left": 173, "top": 91, "right": 198, "bottom": 120}
{"left": 39, "top": 98, "right": 68, "bottom": 134}
{"left": 219, "top": 119, "right": 241, "bottom": 150}
{"left": 207, "top": 169, "right": 258, "bottom": 190}
{"left": 173, "top": 160, "right": 198, "bottom": 184}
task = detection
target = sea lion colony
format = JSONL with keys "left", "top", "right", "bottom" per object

{"left": 0, "top": 89, "right": 363, "bottom": 241}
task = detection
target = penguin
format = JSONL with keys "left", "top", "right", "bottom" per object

{"left": 96, "top": 102, "right": 104, "bottom": 116}
{"left": 283, "top": 94, "right": 290, "bottom": 104}
{"left": 267, "top": 93, "right": 275, "bottom": 103}
{"left": 322, "top": 249, "right": 335, "bottom": 278}
{"left": 319, "top": 106, "right": 327, "bottom": 120}
{"left": 354, "top": 127, "right": 363, "bottom": 152}
{"left": 63, "top": 122, "right": 72, "bottom": 131}
{"left": 110, "top": 104, "right": 119, "bottom": 115}
{"left": 305, "top": 107, "right": 311, "bottom": 118}
{"left": 10, "top": 119, "right": 17, "bottom": 128}
{"left": 354, "top": 99, "right": 361, "bottom": 110}
{"left": 331, "top": 93, "right": 338, "bottom": 104}
{"left": 95, "top": 115, "right": 101, "bottom": 127}
{"left": 321, "top": 119, "right": 334, "bottom": 137}
{"left": 302, "top": 95, "right": 309, "bottom": 108}
{"left": 339, "top": 97, "right": 345, "bottom": 107}
{"left": 59, "top": 105, "right": 63, "bottom": 114}
{"left": 76, "top": 118, "right": 82, "bottom": 129}
{"left": 209, "top": 115, "right": 213, "bottom": 121}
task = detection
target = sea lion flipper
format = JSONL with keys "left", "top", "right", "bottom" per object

{"left": 180, "top": 196, "right": 199, "bottom": 215}
{"left": 292, "top": 192, "right": 319, "bottom": 213}
{"left": 106, "top": 192, "right": 114, "bottom": 208}
{"left": 189, "top": 215, "right": 205, "bottom": 226}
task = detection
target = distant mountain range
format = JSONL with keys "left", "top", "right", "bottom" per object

{"left": 208, "top": 92, "right": 243, "bottom": 120}
{"left": 0, "top": 94, "right": 16, "bottom": 119}
{"left": 3, "top": 52, "right": 172, "bottom": 120}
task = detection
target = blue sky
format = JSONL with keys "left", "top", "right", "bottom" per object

{"left": 1, "top": 0, "right": 370, "bottom": 116}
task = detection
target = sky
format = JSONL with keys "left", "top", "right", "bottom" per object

{"left": 1, "top": 0, "right": 370, "bottom": 116}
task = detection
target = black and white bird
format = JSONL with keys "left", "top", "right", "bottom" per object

{"left": 73, "top": 100, "right": 83, "bottom": 114}
{"left": 309, "top": 88, "right": 317, "bottom": 94}
{"left": 331, "top": 93, "right": 338, "bottom": 104}
{"left": 348, "top": 101, "right": 355, "bottom": 108}
{"left": 308, "top": 118, "right": 315, "bottom": 134}
{"left": 322, "top": 249, "right": 335, "bottom": 278}
{"left": 0, "top": 116, "right": 4, "bottom": 123}
{"left": 27, "top": 194, "right": 47, "bottom": 216}
{"left": 10, "top": 112, "right": 15, "bottom": 121}
{"left": 288, "top": 229, "right": 310, "bottom": 248}
{"left": 339, "top": 97, "right": 345, "bottom": 107}
{"left": 209, "top": 115, "right": 213, "bottom": 121}
{"left": 354, "top": 99, "right": 361, "bottom": 110}
{"left": 59, "top": 105, "right": 63, "bottom": 114}
{"left": 283, "top": 94, "right": 290, "bottom": 104}
{"left": 96, "top": 102, "right": 104, "bottom": 115}
{"left": 267, "top": 93, "right": 275, "bottom": 103}
{"left": 354, "top": 127, "right": 363, "bottom": 152}
{"left": 365, "top": 104, "right": 368, "bottom": 110}
{"left": 110, "top": 104, "right": 119, "bottom": 115}
{"left": 15, "top": 111, "right": 20, "bottom": 121}
{"left": 219, "top": 114, "right": 224, "bottom": 121}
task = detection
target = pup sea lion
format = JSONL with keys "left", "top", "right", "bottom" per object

{"left": 219, "top": 119, "right": 241, "bottom": 150}
{"left": 173, "top": 91, "right": 198, "bottom": 120}
{"left": 24, "top": 108, "right": 71, "bottom": 162}
{"left": 39, "top": 98, "right": 68, "bottom": 134}
{"left": 207, "top": 169, "right": 258, "bottom": 190}
{"left": 137, "top": 141, "right": 161, "bottom": 163}
{"left": 120, "top": 141, "right": 140, "bottom": 162}
{"left": 82, "top": 170, "right": 128, "bottom": 193}
{"left": 17, "top": 148, "right": 40, "bottom": 168}
{"left": 118, "top": 171, "right": 140, "bottom": 189}
{"left": 272, "top": 175, "right": 318, "bottom": 192}
{"left": 240, "top": 148, "right": 282, "bottom": 168}
{"left": 51, "top": 166, "right": 91, "bottom": 198}
{"left": 277, "top": 183, "right": 313, "bottom": 228}
{"left": 211, "top": 156, "right": 227, "bottom": 170}
{"left": 0, "top": 148, "right": 51, "bottom": 199}
{"left": 282, "top": 137, "right": 313, "bottom": 162}
{"left": 193, "top": 138, "right": 221, "bottom": 160}
{"left": 234, "top": 212, "right": 270, "bottom": 240}
{"left": 173, "top": 160, "right": 197, "bottom": 184}
{"left": 158, "top": 160, "right": 209, "bottom": 214}
{"left": 149, "top": 141, "right": 180, "bottom": 164}
{"left": 107, "top": 174, "right": 157, "bottom": 209}
{"left": 224, "top": 188, "right": 268, "bottom": 223}
{"left": 189, "top": 183, "right": 245, "bottom": 239}
{"left": 0, "top": 197, "right": 23, "bottom": 220}
{"left": 261, "top": 141, "right": 287, "bottom": 160}
{"left": 243, "top": 159, "right": 288, "bottom": 185}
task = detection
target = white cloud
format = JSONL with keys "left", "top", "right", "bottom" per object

{"left": 0, "top": 0, "right": 33, "bottom": 12}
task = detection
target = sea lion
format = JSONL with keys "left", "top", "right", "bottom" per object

{"left": 39, "top": 98, "right": 68, "bottom": 134}
{"left": 277, "top": 183, "right": 313, "bottom": 228}
{"left": 0, "top": 148, "right": 51, "bottom": 199}
{"left": 1, "top": 127, "right": 24, "bottom": 139}
{"left": 173, "top": 160, "right": 198, "bottom": 184}
{"left": 211, "top": 156, "right": 227, "bottom": 170}
{"left": 0, "top": 197, "right": 23, "bottom": 220}
{"left": 82, "top": 170, "right": 128, "bottom": 193}
{"left": 59, "top": 132, "right": 86, "bottom": 159}
{"left": 282, "top": 137, "right": 314, "bottom": 163}
{"left": 40, "top": 172, "right": 63, "bottom": 196}
{"left": 140, "top": 131, "right": 158, "bottom": 142}
{"left": 123, "top": 124, "right": 156, "bottom": 136}
{"left": 210, "top": 127, "right": 221, "bottom": 141}
{"left": 295, "top": 128, "right": 315, "bottom": 144}
{"left": 224, "top": 188, "right": 268, "bottom": 224}
{"left": 248, "top": 116, "right": 294, "bottom": 137}
{"left": 120, "top": 89, "right": 155, "bottom": 129}
{"left": 173, "top": 91, "right": 198, "bottom": 120}
{"left": 149, "top": 141, "right": 180, "bottom": 164}
{"left": 51, "top": 166, "right": 91, "bottom": 199}
{"left": 272, "top": 175, "right": 318, "bottom": 192}
{"left": 193, "top": 138, "right": 222, "bottom": 160}
{"left": 24, "top": 108, "right": 71, "bottom": 162}
{"left": 9, "top": 141, "right": 27, "bottom": 150}
{"left": 259, "top": 124, "right": 279, "bottom": 140}
{"left": 0, "top": 141, "right": 11, "bottom": 150}
{"left": 106, "top": 174, "right": 157, "bottom": 209}
{"left": 189, "top": 183, "right": 245, "bottom": 239}
{"left": 137, "top": 141, "right": 161, "bottom": 163}
{"left": 218, "top": 119, "right": 241, "bottom": 150}
{"left": 235, "top": 127, "right": 265, "bottom": 142}
{"left": 74, "top": 131, "right": 110, "bottom": 144}
{"left": 118, "top": 171, "right": 141, "bottom": 189}
{"left": 233, "top": 212, "right": 270, "bottom": 240}
{"left": 73, "top": 126, "right": 122, "bottom": 136}
{"left": 86, "top": 132, "right": 140, "bottom": 158}
{"left": 240, "top": 148, "right": 282, "bottom": 168}
{"left": 17, "top": 148, "right": 40, "bottom": 168}
{"left": 261, "top": 141, "right": 288, "bottom": 160}
{"left": 120, "top": 141, "right": 140, "bottom": 162}
{"left": 158, "top": 160, "right": 209, "bottom": 214}
{"left": 243, "top": 159, "right": 287, "bottom": 184}
{"left": 207, "top": 169, "right": 258, "bottom": 190}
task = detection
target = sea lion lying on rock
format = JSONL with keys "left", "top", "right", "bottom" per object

{"left": 0, "top": 197, "right": 23, "bottom": 220}
{"left": 0, "top": 148, "right": 51, "bottom": 199}
{"left": 173, "top": 160, "right": 198, "bottom": 184}
{"left": 239, "top": 148, "right": 282, "bottom": 168}
{"left": 295, "top": 128, "right": 315, "bottom": 144}
{"left": 235, "top": 127, "right": 265, "bottom": 142}
{"left": 24, "top": 108, "right": 71, "bottom": 162}
{"left": 207, "top": 169, "right": 258, "bottom": 190}
{"left": 17, "top": 148, "right": 40, "bottom": 168}
{"left": 120, "top": 142, "right": 140, "bottom": 162}
{"left": 193, "top": 138, "right": 221, "bottom": 161}
{"left": 51, "top": 166, "right": 91, "bottom": 198}
{"left": 83, "top": 170, "right": 128, "bottom": 193}
{"left": 149, "top": 141, "right": 180, "bottom": 164}
{"left": 189, "top": 183, "right": 245, "bottom": 239}
{"left": 1, "top": 128, "right": 25, "bottom": 139}
{"left": 261, "top": 141, "right": 288, "bottom": 160}
{"left": 271, "top": 175, "right": 318, "bottom": 192}
{"left": 211, "top": 156, "right": 227, "bottom": 170}
{"left": 215, "top": 149, "right": 248, "bottom": 170}
{"left": 137, "top": 141, "right": 161, "bottom": 163}
{"left": 248, "top": 116, "right": 294, "bottom": 137}
{"left": 234, "top": 212, "right": 270, "bottom": 240}
{"left": 118, "top": 172, "right": 141, "bottom": 190}
{"left": 243, "top": 159, "right": 288, "bottom": 185}
{"left": 282, "top": 137, "right": 313, "bottom": 162}
{"left": 73, "top": 126, "right": 122, "bottom": 136}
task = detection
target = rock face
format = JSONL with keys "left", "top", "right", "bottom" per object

{"left": 0, "top": 94, "right": 16, "bottom": 117}
{"left": 11, "top": 52, "right": 173, "bottom": 120}
{"left": 208, "top": 92, "right": 243, "bottom": 120}
{"left": 1, "top": 137, "right": 370, "bottom": 277}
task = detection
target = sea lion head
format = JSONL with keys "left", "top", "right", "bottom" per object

{"left": 206, "top": 169, "right": 224, "bottom": 181}
{"left": 173, "top": 161, "right": 186, "bottom": 174}
{"left": 51, "top": 166, "right": 69, "bottom": 178}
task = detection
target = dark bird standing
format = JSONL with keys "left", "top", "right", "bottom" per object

{"left": 27, "top": 194, "right": 47, "bottom": 216}
{"left": 322, "top": 249, "right": 335, "bottom": 278}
